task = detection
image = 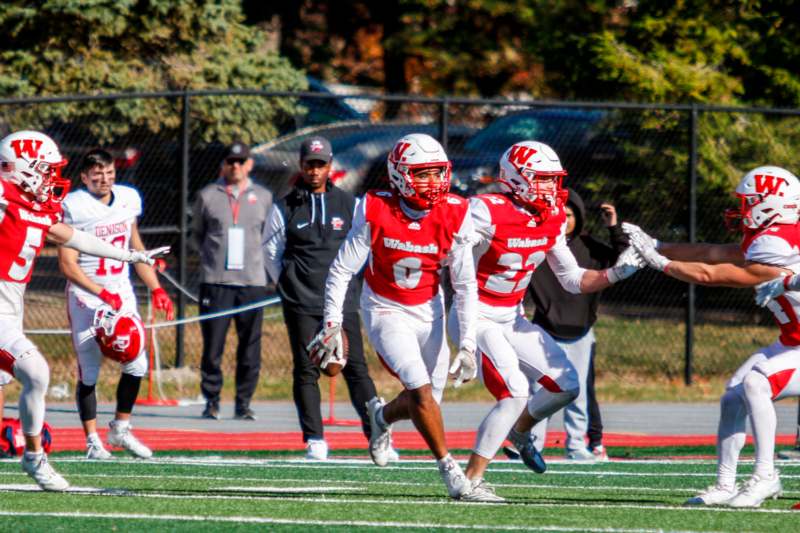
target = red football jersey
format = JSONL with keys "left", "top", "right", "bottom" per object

{"left": 0, "top": 179, "right": 62, "bottom": 284}
{"left": 742, "top": 223, "right": 800, "bottom": 346}
{"left": 363, "top": 190, "right": 469, "bottom": 306}
{"left": 475, "top": 194, "right": 565, "bottom": 307}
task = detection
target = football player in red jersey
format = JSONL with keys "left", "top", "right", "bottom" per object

{"left": 0, "top": 130, "right": 168, "bottom": 491}
{"left": 627, "top": 165, "right": 800, "bottom": 508}
{"left": 308, "top": 133, "right": 491, "bottom": 500}
{"left": 447, "top": 141, "right": 642, "bottom": 499}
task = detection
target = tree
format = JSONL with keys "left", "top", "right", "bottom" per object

{"left": 0, "top": 0, "right": 306, "bottom": 144}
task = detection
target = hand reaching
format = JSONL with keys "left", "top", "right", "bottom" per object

{"left": 449, "top": 347, "right": 477, "bottom": 388}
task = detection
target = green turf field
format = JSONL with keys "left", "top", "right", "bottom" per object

{"left": 2, "top": 451, "right": 800, "bottom": 532}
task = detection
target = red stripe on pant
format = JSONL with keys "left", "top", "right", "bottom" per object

{"left": 0, "top": 349, "right": 15, "bottom": 376}
{"left": 768, "top": 368, "right": 796, "bottom": 399}
{"left": 481, "top": 352, "right": 512, "bottom": 401}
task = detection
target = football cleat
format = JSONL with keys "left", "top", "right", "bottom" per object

{"left": 459, "top": 478, "right": 506, "bottom": 503}
{"left": 386, "top": 444, "right": 400, "bottom": 463}
{"left": 366, "top": 397, "right": 393, "bottom": 467}
{"left": 305, "top": 438, "right": 329, "bottom": 461}
{"left": 507, "top": 429, "right": 546, "bottom": 473}
{"left": 566, "top": 447, "right": 597, "bottom": 462}
{"left": 438, "top": 455, "right": 470, "bottom": 498}
{"left": 22, "top": 453, "right": 69, "bottom": 492}
{"left": 728, "top": 471, "right": 782, "bottom": 508}
{"left": 86, "top": 438, "right": 112, "bottom": 460}
{"left": 108, "top": 421, "right": 153, "bottom": 459}
{"left": 685, "top": 483, "right": 739, "bottom": 506}
{"left": 591, "top": 445, "right": 610, "bottom": 462}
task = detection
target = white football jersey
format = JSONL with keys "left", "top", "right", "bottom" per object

{"left": 62, "top": 185, "right": 142, "bottom": 301}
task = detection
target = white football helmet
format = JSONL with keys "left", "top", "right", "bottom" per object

{"left": 0, "top": 130, "right": 70, "bottom": 203}
{"left": 497, "top": 141, "right": 567, "bottom": 220}
{"left": 92, "top": 305, "right": 146, "bottom": 364}
{"left": 387, "top": 133, "right": 451, "bottom": 209}
{"left": 724, "top": 165, "right": 800, "bottom": 230}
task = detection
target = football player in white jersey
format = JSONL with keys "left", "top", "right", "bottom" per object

{"left": 0, "top": 130, "right": 168, "bottom": 490}
{"left": 308, "top": 133, "right": 490, "bottom": 501}
{"left": 627, "top": 165, "right": 800, "bottom": 508}
{"left": 447, "top": 141, "right": 642, "bottom": 498}
{"left": 58, "top": 149, "right": 174, "bottom": 460}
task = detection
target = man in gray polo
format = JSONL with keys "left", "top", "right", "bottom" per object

{"left": 192, "top": 141, "right": 273, "bottom": 421}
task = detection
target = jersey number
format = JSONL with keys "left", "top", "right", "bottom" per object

{"left": 392, "top": 257, "right": 423, "bottom": 289}
{"left": 9, "top": 227, "right": 44, "bottom": 281}
{"left": 766, "top": 298, "right": 795, "bottom": 325}
{"left": 95, "top": 235, "right": 126, "bottom": 276}
{"left": 485, "top": 251, "right": 546, "bottom": 294}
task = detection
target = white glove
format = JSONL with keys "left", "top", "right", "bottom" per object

{"left": 754, "top": 273, "right": 800, "bottom": 307}
{"left": 628, "top": 231, "right": 670, "bottom": 271}
{"left": 621, "top": 222, "right": 660, "bottom": 250}
{"left": 606, "top": 246, "right": 646, "bottom": 283}
{"left": 123, "top": 246, "right": 171, "bottom": 266}
{"left": 306, "top": 321, "right": 344, "bottom": 369}
{"left": 449, "top": 346, "right": 477, "bottom": 388}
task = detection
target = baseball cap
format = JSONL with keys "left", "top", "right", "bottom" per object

{"left": 300, "top": 136, "right": 333, "bottom": 164}
{"left": 224, "top": 141, "right": 251, "bottom": 161}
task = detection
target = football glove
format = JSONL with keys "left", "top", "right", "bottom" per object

{"left": 449, "top": 346, "right": 477, "bottom": 388}
{"left": 606, "top": 246, "right": 646, "bottom": 283}
{"left": 152, "top": 287, "right": 175, "bottom": 321}
{"left": 124, "top": 246, "right": 171, "bottom": 266}
{"left": 306, "top": 321, "right": 344, "bottom": 369}
{"left": 98, "top": 289, "right": 122, "bottom": 311}
{"left": 621, "top": 222, "right": 660, "bottom": 250}
{"left": 628, "top": 231, "right": 670, "bottom": 272}
{"left": 755, "top": 273, "right": 799, "bottom": 307}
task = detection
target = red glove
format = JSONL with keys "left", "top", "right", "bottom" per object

{"left": 98, "top": 289, "right": 122, "bottom": 311}
{"left": 152, "top": 287, "right": 174, "bottom": 321}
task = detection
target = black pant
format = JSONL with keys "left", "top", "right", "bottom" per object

{"left": 282, "top": 306, "right": 376, "bottom": 442}
{"left": 586, "top": 342, "right": 604, "bottom": 449}
{"left": 200, "top": 283, "right": 265, "bottom": 411}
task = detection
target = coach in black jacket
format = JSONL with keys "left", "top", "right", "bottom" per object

{"left": 528, "top": 188, "right": 629, "bottom": 461}
{"left": 263, "top": 136, "right": 379, "bottom": 461}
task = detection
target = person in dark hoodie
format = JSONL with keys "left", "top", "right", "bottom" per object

{"left": 527, "top": 188, "right": 629, "bottom": 461}
{"left": 263, "top": 136, "right": 395, "bottom": 462}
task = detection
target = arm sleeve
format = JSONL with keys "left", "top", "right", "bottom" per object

{"left": 546, "top": 231, "right": 588, "bottom": 295}
{"left": 449, "top": 206, "right": 478, "bottom": 353}
{"left": 324, "top": 196, "right": 371, "bottom": 325}
{"left": 63, "top": 228, "right": 132, "bottom": 261}
{"left": 262, "top": 204, "right": 286, "bottom": 283}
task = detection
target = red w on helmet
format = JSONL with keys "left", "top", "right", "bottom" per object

{"left": 92, "top": 306, "right": 145, "bottom": 364}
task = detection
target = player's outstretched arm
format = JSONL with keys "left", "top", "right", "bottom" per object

{"left": 48, "top": 222, "right": 169, "bottom": 265}
{"left": 622, "top": 222, "right": 743, "bottom": 265}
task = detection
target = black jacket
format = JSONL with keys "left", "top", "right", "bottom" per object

{"left": 528, "top": 188, "right": 629, "bottom": 340}
{"left": 275, "top": 179, "right": 360, "bottom": 314}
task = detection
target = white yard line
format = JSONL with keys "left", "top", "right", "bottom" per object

{"left": 0, "top": 484, "right": 796, "bottom": 515}
{"left": 0, "top": 510, "right": 746, "bottom": 532}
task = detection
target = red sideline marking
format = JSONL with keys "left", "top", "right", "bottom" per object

{"left": 47, "top": 428, "right": 798, "bottom": 452}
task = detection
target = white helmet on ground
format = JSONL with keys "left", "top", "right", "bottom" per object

{"left": 724, "top": 165, "right": 800, "bottom": 230}
{"left": 0, "top": 130, "right": 70, "bottom": 203}
{"left": 387, "top": 133, "right": 451, "bottom": 209}
{"left": 497, "top": 141, "right": 567, "bottom": 220}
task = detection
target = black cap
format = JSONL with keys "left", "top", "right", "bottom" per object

{"left": 224, "top": 141, "right": 251, "bottom": 160}
{"left": 300, "top": 136, "right": 333, "bottom": 164}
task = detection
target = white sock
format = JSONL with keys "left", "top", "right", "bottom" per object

{"left": 112, "top": 419, "right": 130, "bottom": 431}
{"left": 717, "top": 388, "right": 747, "bottom": 489}
{"left": 23, "top": 450, "right": 43, "bottom": 461}
{"left": 437, "top": 453, "right": 454, "bottom": 467}
{"left": 473, "top": 397, "right": 527, "bottom": 458}
{"left": 743, "top": 371, "right": 777, "bottom": 479}
{"left": 87, "top": 432, "right": 102, "bottom": 444}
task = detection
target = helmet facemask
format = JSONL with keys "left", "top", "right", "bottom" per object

{"left": 387, "top": 133, "right": 451, "bottom": 210}
{"left": 396, "top": 163, "right": 451, "bottom": 210}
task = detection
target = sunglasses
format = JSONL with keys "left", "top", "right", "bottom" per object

{"left": 225, "top": 158, "right": 247, "bottom": 166}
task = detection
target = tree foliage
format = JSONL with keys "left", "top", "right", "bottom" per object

{"left": 0, "top": 0, "right": 306, "bottom": 144}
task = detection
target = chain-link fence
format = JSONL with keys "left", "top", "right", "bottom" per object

{"left": 2, "top": 90, "right": 799, "bottom": 401}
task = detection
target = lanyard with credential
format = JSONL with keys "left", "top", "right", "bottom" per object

{"left": 225, "top": 185, "right": 245, "bottom": 270}
{"left": 226, "top": 185, "right": 242, "bottom": 226}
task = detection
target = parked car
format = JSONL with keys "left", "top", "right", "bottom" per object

{"left": 251, "top": 121, "right": 477, "bottom": 198}
{"left": 448, "top": 108, "right": 625, "bottom": 195}
{"left": 276, "top": 77, "right": 369, "bottom": 134}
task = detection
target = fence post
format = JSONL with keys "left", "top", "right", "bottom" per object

{"left": 685, "top": 104, "right": 698, "bottom": 385}
{"left": 176, "top": 90, "right": 190, "bottom": 367}
{"left": 438, "top": 96, "right": 449, "bottom": 151}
